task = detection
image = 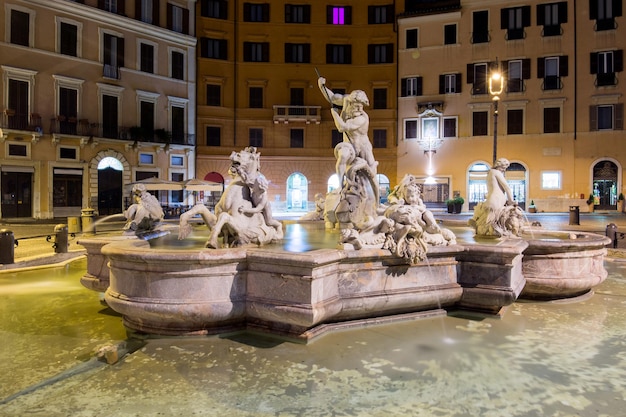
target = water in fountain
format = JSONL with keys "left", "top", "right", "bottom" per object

{"left": 2, "top": 259, "right": 626, "bottom": 415}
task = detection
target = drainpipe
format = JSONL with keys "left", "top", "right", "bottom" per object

{"left": 233, "top": 0, "right": 238, "bottom": 146}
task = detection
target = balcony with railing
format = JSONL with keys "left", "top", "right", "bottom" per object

{"left": 273, "top": 105, "right": 321, "bottom": 124}
{"left": 1, "top": 110, "right": 42, "bottom": 133}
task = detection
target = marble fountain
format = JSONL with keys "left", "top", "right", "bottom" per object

{"left": 79, "top": 79, "right": 610, "bottom": 342}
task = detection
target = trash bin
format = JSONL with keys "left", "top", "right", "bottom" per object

{"left": 569, "top": 205, "right": 580, "bottom": 225}
{"left": 67, "top": 216, "right": 81, "bottom": 234}
{"left": 0, "top": 229, "right": 15, "bottom": 264}
{"left": 606, "top": 223, "right": 618, "bottom": 248}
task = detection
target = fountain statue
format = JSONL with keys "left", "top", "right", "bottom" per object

{"left": 123, "top": 183, "right": 166, "bottom": 239}
{"left": 299, "top": 193, "right": 326, "bottom": 221}
{"left": 469, "top": 158, "right": 525, "bottom": 238}
{"left": 381, "top": 174, "right": 456, "bottom": 264}
{"left": 317, "top": 76, "right": 381, "bottom": 247}
{"left": 76, "top": 76, "right": 610, "bottom": 341}
{"left": 178, "top": 146, "right": 283, "bottom": 248}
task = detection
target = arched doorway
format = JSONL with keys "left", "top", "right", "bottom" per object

{"left": 592, "top": 160, "right": 618, "bottom": 210}
{"left": 98, "top": 157, "right": 123, "bottom": 215}
{"left": 377, "top": 174, "right": 390, "bottom": 204}
{"left": 287, "top": 172, "right": 308, "bottom": 211}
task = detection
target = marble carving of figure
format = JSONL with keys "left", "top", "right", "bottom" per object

{"left": 123, "top": 183, "right": 164, "bottom": 234}
{"left": 469, "top": 158, "right": 525, "bottom": 237}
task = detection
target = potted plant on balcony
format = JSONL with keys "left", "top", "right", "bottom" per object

{"left": 453, "top": 196, "right": 464, "bottom": 214}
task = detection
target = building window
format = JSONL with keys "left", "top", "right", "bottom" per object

{"left": 171, "top": 172, "right": 184, "bottom": 203}
{"left": 373, "top": 129, "right": 387, "bottom": 148}
{"left": 501, "top": 6, "right": 530, "bottom": 40}
{"left": 541, "top": 171, "right": 562, "bottom": 190}
{"left": 201, "top": 0, "right": 228, "bottom": 19}
{"left": 285, "top": 43, "right": 310, "bottom": 63}
{"left": 171, "top": 50, "right": 184, "bottom": 80}
{"left": 168, "top": 4, "right": 188, "bottom": 34}
{"left": 406, "top": 29, "right": 418, "bottom": 49}
{"left": 439, "top": 73, "right": 461, "bottom": 94}
{"left": 243, "top": 42, "right": 270, "bottom": 62}
{"left": 249, "top": 87, "right": 263, "bottom": 108}
{"left": 544, "top": 107, "right": 561, "bottom": 133}
{"left": 171, "top": 156, "right": 185, "bottom": 167}
{"left": 591, "top": 0, "right": 622, "bottom": 31}
{"left": 290, "top": 88, "right": 304, "bottom": 105}
{"left": 326, "top": 44, "right": 351, "bottom": 64}
{"left": 373, "top": 88, "right": 387, "bottom": 109}
{"left": 331, "top": 130, "right": 342, "bottom": 147}
{"left": 369, "top": 5, "right": 393, "bottom": 24}
{"left": 6, "top": 78, "right": 29, "bottom": 130}
{"left": 472, "top": 111, "right": 488, "bottom": 136}
{"left": 8, "top": 143, "right": 28, "bottom": 157}
{"left": 140, "top": 43, "right": 155, "bottom": 73}
{"left": 405, "top": 119, "right": 418, "bottom": 140}
{"left": 472, "top": 10, "right": 489, "bottom": 44}
{"left": 591, "top": 50, "right": 623, "bottom": 86}
{"left": 102, "top": 94, "right": 119, "bottom": 139}
{"left": 58, "top": 87, "right": 78, "bottom": 135}
{"left": 140, "top": 101, "right": 155, "bottom": 139}
{"left": 590, "top": 104, "right": 624, "bottom": 130}
{"left": 444, "top": 24, "right": 457, "bottom": 45}
{"left": 103, "top": 33, "right": 124, "bottom": 80}
{"left": 139, "top": 153, "right": 155, "bottom": 164}
{"left": 285, "top": 4, "right": 310, "bottom": 23}
{"left": 59, "top": 146, "right": 78, "bottom": 160}
{"left": 139, "top": 0, "right": 157, "bottom": 24}
{"left": 101, "top": 0, "right": 118, "bottom": 13}
{"left": 368, "top": 44, "right": 394, "bottom": 64}
{"left": 507, "top": 109, "right": 524, "bottom": 134}
{"left": 401, "top": 77, "right": 422, "bottom": 97}
{"left": 467, "top": 63, "right": 488, "bottom": 95}
{"left": 249, "top": 128, "right": 263, "bottom": 147}
{"left": 327, "top": 6, "right": 351, "bottom": 25}
{"left": 200, "top": 38, "right": 227, "bottom": 60}
{"left": 206, "top": 126, "right": 221, "bottom": 146}
{"left": 538, "top": 2, "right": 567, "bottom": 36}
{"left": 539, "top": 56, "right": 568, "bottom": 90}
{"left": 59, "top": 22, "right": 78, "bottom": 57}
{"left": 206, "top": 84, "right": 221, "bottom": 106}
{"left": 171, "top": 105, "right": 185, "bottom": 144}
{"left": 10, "top": 9, "right": 30, "bottom": 47}
{"left": 244, "top": 3, "right": 270, "bottom": 22}
{"left": 290, "top": 129, "right": 304, "bottom": 148}
{"left": 504, "top": 59, "right": 530, "bottom": 93}
{"left": 443, "top": 117, "right": 457, "bottom": 137}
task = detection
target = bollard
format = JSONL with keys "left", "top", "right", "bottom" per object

{"left": 0, "top": 229, "right": 16, "bottom": 264}
{"left": 569, "top": 205, "right": 580, "bottom": 226}
{"left": 606, "top": 223, "right": 618, "bottom": 249}
{"left": 81, "top": 207, "right": 96, "bottom": 235}
{"left": 53, "top": 224, "right": 69, "bottom": 253}
{"left": 67, "top": 216, "right": 81, "bottom": 234}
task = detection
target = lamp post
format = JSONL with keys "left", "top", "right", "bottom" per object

{"left": 489, "top": 60, "right": 504, "bottom": 165}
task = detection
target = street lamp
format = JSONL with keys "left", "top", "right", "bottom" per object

{"left": 489, "top": 60, "right": 504, "bottom": 165}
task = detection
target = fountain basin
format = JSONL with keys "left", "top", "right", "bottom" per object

{"left": 102, "top": 238, "right": 520, "bottom": 341}
{"left": 77, "top": 235, "right": 136, "bottom": 292}
{"left": 519, "top": 230, "right": 611, "bottom": 300}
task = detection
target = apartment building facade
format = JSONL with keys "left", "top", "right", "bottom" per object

{"left": 398, "top": 0, "right": 624, "bottom": 212}
{"left": 196, "top": 0, "right": 398, "bottom": 211}
{"left": 0, "top": 0, "right": 197, "bottom": 219}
